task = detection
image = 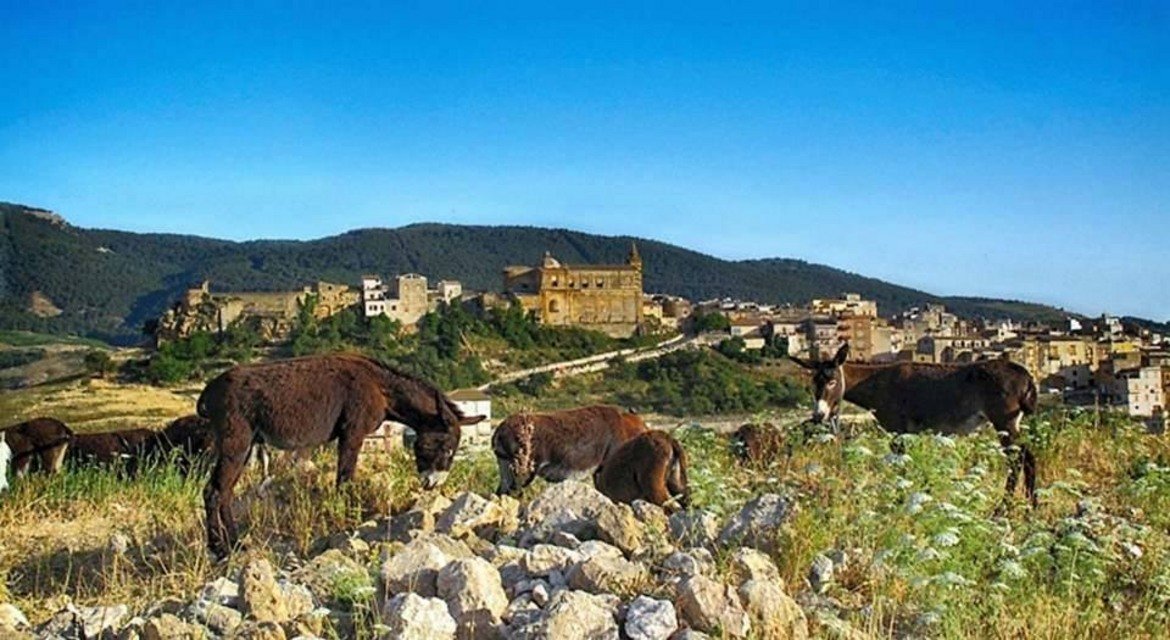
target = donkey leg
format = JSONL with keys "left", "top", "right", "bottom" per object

{"left": 45, "top": 443, "right": 69, "bottom": 475}
{"left": 495, "top": 456, "right": 516, "bottom": 495}
{"left": 205, "top": 455, "right": 248, "bottom": 557}
{"left": 204, "top": 423, "right": 252, "bottom": 558}
{"left": 645, "top": 460, "right": 673, "bottom": 507}
{"left": 1023, "top": 446, "right": 1038, "bottom": 508}
{"left": 336, "top": 431, "right": 365, "bottom": 488}
{"left": 998, "top": 431, "right": 1021, "bottom": 497}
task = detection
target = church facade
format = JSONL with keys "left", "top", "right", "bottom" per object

{"left": 502, "top": 244, "right": 644, "bottom": 338}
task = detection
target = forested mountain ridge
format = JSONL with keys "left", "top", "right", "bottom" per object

{"left": 0, "top": 202, "right": 1099, "bottom": 344}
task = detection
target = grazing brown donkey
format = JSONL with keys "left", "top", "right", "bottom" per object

{"left": 731, "top": 423, "right": 786, "bottom": 465}
{"left": 493, "top": 405, "right": 646, "bottom": 495}
{"left": 1, "top": 417, "right": 73, "bottom": 477}
{"left": 594, "top": 430, "right": 690, "bottom": 511}
{"left": 792, "top": 344, "right": 1040, "bottom": 506}
{"left": 198, "top": 353, "right": 483, "bottom": 556}
{"left": 140, "top": 414, "right": 222, "bottom": 475}
{"left": 66, "top": 429, "right": 157, "bottom": 468}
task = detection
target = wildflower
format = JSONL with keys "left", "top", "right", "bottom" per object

{"left": 934, "top": 572, "right": 973, "bottom": 587}
{"left": 933, "top": 531, "right": 960, "bottom": 548}
{"left": 906, "top": 492, "right": 933, "bottom": 514}
{"left": 1063, "top": 531, "right": 1099, "bottom": 551}
{"left": 1120, "top": 542, "right": 1143, "bottom": 559}
{"left": 917, "top": 547, "right": 945, "bottom": 562}
{"left": 894, "top": 477, "right": 913, "bottom": 490}
{"left": 917, "top": 610, "right": 942, "bottom": 627}
{"left": 932, "top": 434, "right": 956, "bottom": 448}
{"left": 883, "top": 453, "right": 912, "bottom": 466}
{"left": 998, "top": 559, "right": 1027, "bottom": 580}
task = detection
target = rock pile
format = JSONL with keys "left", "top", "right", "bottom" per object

{"left": 6, "top": 482, "right": 826, "bottom": 640}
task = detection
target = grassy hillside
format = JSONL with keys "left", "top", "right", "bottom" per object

{"left": 1, "top": 203, "right": 1089, "bottom": 344}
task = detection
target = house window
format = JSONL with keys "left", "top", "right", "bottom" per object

{"left": 549, "top": 300, "right": 560, "bottom": 313}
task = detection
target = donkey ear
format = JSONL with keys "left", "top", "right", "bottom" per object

{"left": 458, "top": 415, "right": 486, "bottom": 426}
{"left": 789, "top": 355, "right": 813, "bottom": 369}
{"left": 834, "top": 342, "right": 851, "bottom": 365}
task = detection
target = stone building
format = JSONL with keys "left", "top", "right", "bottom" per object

{"left": 811, "top": 293, "right": 878, "bottom": 319}
{"left": 1115, "top": 366, "right": 1167, "bottom": 418}
{"left": 916, "top": 335, "right": 994, "bottom": 364}
{"left": 802, "top": 316, "right": 841, "bottom": 359}
{"left": 502, "top": 244, "right": 645, "bottom": 338}
{"left": 362, "top": 274, "right": 463, "bottom": 327}
{"left": 1005, "top": 336, "right": 1104, "bottom": 390}
{"left": 153, "top": 280, "right": 358, "bottom": 345}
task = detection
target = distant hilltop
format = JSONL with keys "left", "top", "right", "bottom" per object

{"left": 9, "top": 204, "right": 67, "bottom": 227}
{"left": 1, "top": 202, "right": 1163, "bottom": 345}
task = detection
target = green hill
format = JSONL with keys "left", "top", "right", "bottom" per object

{"left": 0, "top": 202, "right": 1093, "bottom": 345}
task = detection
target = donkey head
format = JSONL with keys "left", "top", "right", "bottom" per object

{"left": 412, "top": 389, "right": 486, "bottom": 489}
{"left": 791, "top": 343, "right": 850, "bottom": 424}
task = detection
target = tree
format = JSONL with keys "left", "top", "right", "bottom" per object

{"left": 693, "top": 309, "right": 730, "bottom": 333}
{"left": 83, "top": 349, "right": 116, "bottom": 379}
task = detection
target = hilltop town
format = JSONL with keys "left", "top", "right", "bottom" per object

{"left": 147, "top": 246, "right": 1168, "bottom": 432}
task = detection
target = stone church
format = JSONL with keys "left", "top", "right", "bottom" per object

{"left": 502, "top": 243, "right": 644, "bottom": 337}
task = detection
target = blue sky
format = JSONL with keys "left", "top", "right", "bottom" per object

{"left": 1, "top": 2, "right": 1166, "bottom": 319}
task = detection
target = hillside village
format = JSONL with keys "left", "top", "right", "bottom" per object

{"left": 148, "top": 247, "right": 1169, "bottom": 432}
{"left": 704, "top": 294, "right": 1168, "bottom": 430}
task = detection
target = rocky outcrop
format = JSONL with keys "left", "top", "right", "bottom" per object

{"left": 717, "top": 493, "right": 795, "bottom": 553}
{"left": 675, "top": 575, "right": 752, "bottom": 637}
{"left": 23, "top": 484, "right": 820, "bottom": 640}
{"left": 437, "top": 557, "right": 509, "bottom": 639}
{"left": 380, "top": 593, "right": 457, "bottom": 639}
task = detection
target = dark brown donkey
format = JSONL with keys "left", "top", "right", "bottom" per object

{"left": 593, "top": 430, "right": 690, "bottom": 511}
{"left": 197, "top": 353, "right": 484, "bottom": 556}
{"left": 141, "top": 415, "right": 219, "bottom": 475}
{"left": 2, "top": 417, "right": 74, "bottom": 477}
{"left": 66, "top": 429, "right": 157, "bottom": 468}
{"left": 792, "top": 343, "right": 1040, "bottom": 506}
{"left": 493, "top": 405, "right": 646, "bottom": 495}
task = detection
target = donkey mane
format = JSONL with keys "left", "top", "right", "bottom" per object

{"left": 340, "top": 353, "right": 468, "bottom": 420}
